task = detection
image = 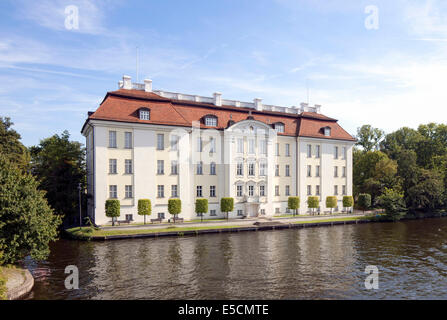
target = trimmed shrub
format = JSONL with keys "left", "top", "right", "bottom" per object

{"left": 138, "top": 199, "right": 152, "bottom": 224}
{"left": 105, "top": 199, "right": 120, "bottom": 226}
{"left": 343, "top": 196, "right": 354, "bottom": 213}
{"left": 288, "top": 196, "right": 300, "bottom": 216}
{"left": 195, "top": 198, "right": 208, "bottom": 222}
{"left": 220, "top": 197, "right": 234, "bottom": 220}
{"left": 358, "top": 194, "right": 371, "bottom": 213}
{"left": 168, "top": 198, "right": 182, "bottom": 223}
{"left": 326, "top": 196, "right": 337, "bottom": 214}
{"left": 307, "top": 196, "right": 319, "bottom": 215}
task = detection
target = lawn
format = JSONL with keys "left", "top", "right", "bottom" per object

{"left": 293, "top": 216, "right": 368, "bottom": 224}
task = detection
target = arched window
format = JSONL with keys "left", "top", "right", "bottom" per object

{"left": 323, "top": 126, "right": 331, "bottom": 137}
{"left": 139, "top": 108, "right": 150, "bottom": 120}
{"left": 274, "top": 122, "right": 285, "bottom": 133}
{"left": 203, "top": 115, "right": 218, "bottom": 127}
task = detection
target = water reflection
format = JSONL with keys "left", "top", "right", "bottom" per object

{"left": 24, "top": 218, "right": 447, "bottom": 299}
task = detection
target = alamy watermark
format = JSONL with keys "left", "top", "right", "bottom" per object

{"left": 364, "top": 5, "right": 379, "bottom": 30}
{"left": 64, "top": 265, "right": 79, "bottom": 290}
{"left": 364, "top": 265, "right": 379, "bottom": 290}
{"left": 65, "top": 5, "right": 79, "bottom": 30}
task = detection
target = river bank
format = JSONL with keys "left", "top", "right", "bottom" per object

{"left": 0, "top": 266, "right": 34, "bottom": 300}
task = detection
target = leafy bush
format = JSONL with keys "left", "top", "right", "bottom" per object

{"left": 195, "top": 199, "right": 208, "bottom": 222}
{"left": 168, "top": 198, "right": 182, "bottom": 223}
{"left": 376, "top": 188, "right": 407, "bottom": 221}
{"left": 326, "top": 196, "right": 337, "bottom": 214}
{"left": 0, "top": 270, "right": 6, "bottom": 300}
{"left": 343, "top": 196, "right": 354, "bottom": 213}
{"left": 307, "top": 196, "right": 319, "bottom": 214}
{"left": 357, "top": 194, "right": 371, "bottom": 213}
{"left": 138, "top": 199, "right": 152, "bottom": 224}
{"left": 220, "top": 198, "right": 234, "bottom": 220}
{"left": 105, "top": 199, "right": 120, "bottom": 226}
{"left": 287, "top": 196, "right": 300, "bottom": 216}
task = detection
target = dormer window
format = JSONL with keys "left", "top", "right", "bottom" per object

{"left": 139, "top": 108, "right": 150, "bottom": 120}
{"left": 274, "top": 122, "right": 285, "bottom": 133}
{"left": 204, "top": 115, "right": 218, "bottom": 127}
{"left": 323, "top": 127, "right": 331, "bottom": 137}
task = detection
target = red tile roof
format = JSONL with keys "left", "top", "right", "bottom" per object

{"left": 84, "top": 89, "right": 355, "bottom": 141}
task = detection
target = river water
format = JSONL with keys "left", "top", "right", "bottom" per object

{"left": 24, "top": 218, "right": 447, "bottom": 299}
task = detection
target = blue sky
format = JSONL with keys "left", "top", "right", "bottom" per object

{"left": 1, "top": 0, "right": 447, "bottom": 146}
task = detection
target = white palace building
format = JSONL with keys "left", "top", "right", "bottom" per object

{"left": 81, "top": 76, "right": 356, "bottom": 225}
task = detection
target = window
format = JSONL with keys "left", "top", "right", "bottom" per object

{"left": 248, "top": 163, "right": 255, "bottom": 176}
{"left": 275, "top": 207, "right": 280, "bottom": 214}
{"left": 125, "top": 185, "right": 133, "bottom": 198}
{"left": 316, "top": 185, "right": 320, "bottom": 196}
{"left": 285, "top": 144, "right": 290, "bottom": 156}
{"left": 324, "top": 127, "right": 331, "bottom": 136}
{"left": 109, "top": 185, "right": 117, "bottom": 198}
{"left": 260, "top": 162, "right": 267, "bottom": 176}
{"left": 158, "top": 212, "right": 165, "bottom": 220}
{"left": 210, "top": 137, "right": 216, "bottom": 153}
{"left": 275, "top": 185, "right": 280, "bottom": 196}
{"left": 248, "top": 185, "right": 254, "bottom": 197}
{"left": 210, "top": 209, "right": 217, "bottom": 216}
{"left": 316, "top": 165, "right": 320, "bottom": 177}
{"left": 109, "top": 159, "right": 117, "bottom": 174}
{"left": 237, "top": 162, "right": 243, "bottom": 176}
{"left": 275, "top": 123, "right": 285, "bottom": 133}
{"left": 236, "top": 185, "right": 243, "bottom": 197}
{"left": 196, "top": 186, "right": 203, "bottom": 197}
{"left": 210, "top": 186, "right": 216, "bottom": 197}
{"left": 125, "top": 132, "right": 132, "bottom": 149}
{"left": 307, "top": 185, "right": 312, "bottom": 196}
{"left": 204, "top": 116, "right": 217, "bottom": 127}
{"left": 307, "top": 165, "right": 312, "bottom": 177}
{"left": 157, "top": 134, "right": 164, "bottom": 150}
{"left": 109, "top": 131, "right": 117, "bottom": 148}
{"left": 286, "top": 207, "right": 290, "bottom": 213}
{"left": 157, "top": 160, "right": 164, "bottom": 175}
{"left": 342, "top": 166, "right": 346, "bottom": 177}
{"left": 307, "top": 144, "right": 312, "bottom": 158}
{"left": 125, "top": 159, "right": 132, "bottom": 174}
{"left": 157, "top": 185, "right": 164, "bottom": 198}
{"left": 197, "top": 161, "right": 203, "bottom": 175}
{"left": 276, "top": 143, "right": 280, "bottom": 156}
{"left": 171, "top": 135, "right": 179, "bottom": 151}
{"left": 334, "top": 146, "right": 339, "bottom": 159}
{"left": 139, "top": 109, "right": 150, "bottom": 120}
{"left": 171, "top": 161, "right": 178, "bottom": 175}
{"left": 210, "top": 162, "right": 216, "bottom": 175}
{"left": 316, "top": 145, "right": 321, "bottom": 158}
{"left": 342, "top": 185, "right": 347, "bottom": 195}
{"left": 249, "top": 139, "right": 255, "bottom": 154}
{"left": 197, "top": 137, "right": 203, "bottom": 152}
{"left": 171, "top": 185, "right": 178, "bottom": 197}
{"left": 285, "top": 165, "right": 290, "bottom": 177}
{"left": 237, "top": 210, "right": 243, "bottom": 216}
{"left": 275, "top": 165, "right": 280, "bottom": 176}
{"left": 260, "top": 185, "right": 265, "bottom": 197}
{"left": 334, "top": 166, "right": 338, "bottom": 177}
{"left": 285, "top": 185, "right": 290, "bottom": 196}
{"left": 334, "top": 185, "right": 338, "bottom": 195}
{"left": 237, "top": 138, "right": 244, "bottom": 153}
{"left": 260, "top": 139, "right": 267, "bottom": 154}
{"left": 125, "top": 214, "right": 133, "bottom": 222}
{"left": 260, "top": 209, "right": 266, "bottom": 215}
{"left": 342, "top": 147, "right": 347, "bottom": 159}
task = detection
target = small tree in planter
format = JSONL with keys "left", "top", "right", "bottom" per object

{"left": 105, "top": 199, "right": 120, "bottom": 226}
{"left": 195, "top": 198, "right": 208, "bottom": 222}
{"left": 358, "top": 194, "right": 371, "bottom": 213}
{"left": 288, "top": 196, "right": 300, "bottom": 217}
{"left": 326, "top": 196, "right": 337, "bottom": 214}
{"left": 138, "top": 199, "right": 151, "bottom": 224}
{"left": 168, "top": 198, "right": 182, "bottom": 223}
{"left": 343, "top": 196, "right": 354, "bottom": 213}
{"left": 307, "top": 196, "right": 319, "bottom": 215}
{"left": 220, "top": 197, "right": 234, "bottom": 220}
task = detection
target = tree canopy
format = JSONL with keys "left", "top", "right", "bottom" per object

{"left": 0, "top": 117, "right": 30, "bottom": 170}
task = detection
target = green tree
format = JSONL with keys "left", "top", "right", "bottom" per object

{"left": 376, "top": 188, "right": 407, "bottom": 221}
{"left": 357, "top": 194, "right": 371, "bottom": 213}
{"left": 307, "top": 196, "right": 319, "bottom": 215}
{"left": 195, "top": 198, "right": 208, "bottom": 222}
{"left": 105, "top": 200, "right": 120, "bottom": 226}
{"left": 138, "top": 199, "right": 152, "bottom": 224}
{"left": 407, "top": 169, "right": 445, "bottom": 211}
{"left": 168, "top": 198, "right": 182, "bottom": 223}
{"left": 343, "top": 196, "right": 354, "bottom": 213}
{"left": 325, "top": 196, "right": 337, "bottom": 214}
{"left": 220, "top": 198, "right": 234, "bottom": 220}
{"left": 30, "top": 131, "right": 86, "bottom": 226}
{"left": 0, "top": 117, "right": 30, "bottom": 170}
{"left": 0, "top": 155, "right": 61, "bottom": 265}
{"left": 356, "top": 125, "right": 385, "bottom": 151}
{"left": 287, "top": 196, "right": 300, "bottom": 216}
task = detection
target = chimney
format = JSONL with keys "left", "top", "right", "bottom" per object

{"left": 213, "top": 92, "right": 222, "bottom": 106}
{"left": 118, "top": 80, "right": 123, "bottom": 89}
{"left": 314, "top": 104, "right": 321, "bottom": 113}
{"left": 144, "top": 79, "right": 152, "bottom": 92}
{"left": 254, "top": 98, "right": 262, "bottom": 111}
{"left": 122, "top": 75, "right": 132, "bottom": 90}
